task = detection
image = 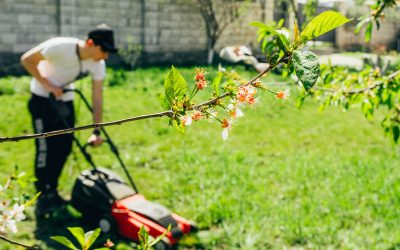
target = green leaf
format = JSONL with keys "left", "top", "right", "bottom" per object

{"left": 50, "top": 236, "right": 78, "bottom": 250}
{"left": 84, "top": 228, "right": 101, "bottom": 249}
{"left": 293, "top": 20, "right": 301, "bottom": 45}
{"left": 375, "top": 19, "right": 380, "bottom": 30}
{"left": 149, "top": 224, "right": 171, "bottom": 247}
{"left": 355, "top": 17, "right": 370, "bottom": 34}
{"left": 393, "top": 126, "right": 400, "bottom": 143}
{"left": 164, "top": 66, "right": 187, "bottom": 104}
{"left": 17, "top": 179, "right": 27, "bottom": 188}
{"left": 156, "top": 93, "right": 171, "bottom": 110}
{"left": 68, "top": 227, "right": 85, "bottom": 248}
{"left": 361, "top": 100, "right": 374, "bottom": 120}
{"left": 301, "top": 11, "right": 352, "bottom": 42}
{"left": 138, "top": 226, "right": 149, "bottom": 246}
{"left": 250, "top": 21, "right": 289, "bottom": 52}
{"left": 212, "top": 72, "right": 223, "bottom": 96}
{"left": 250, "top": 21, "right": 271, "bottom": 29}
{"left": 261, "top": 38, "right": 268, "bottom": 53}
{"left": 276, "top": 29, "right": 290, "bottom": 44}
{"left": 296, "top": 94, "right": 306, "bottom": 108}
{"left": 365, "top": 22, "right": 373, "bottom": 42}
{"left": 24, "top": 192, "right": 41, "bottom": 207}
{"left": 292, "top": 50, "right": 320, "bottom": 91}
{"left": 17, "top": 172, "right": 26, "bottom": 179}
{"left": 275, "top": 33, "right": 289, "bottom": 52}
{"left": 172, "top": 119, "right": 184, "bottom": 133}
{"left": 277, "top": 18, "right": 285, "bottom": 28}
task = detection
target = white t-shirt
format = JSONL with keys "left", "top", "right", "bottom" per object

{"left": 30, "top": 37, "right": 106, "bottom": 101}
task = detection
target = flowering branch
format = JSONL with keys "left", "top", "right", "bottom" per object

{"left": 0, "top": 60, "right": 283, "bottom": 143}
{"left": 1, "top": 170, "right": 39, "bottom": 249}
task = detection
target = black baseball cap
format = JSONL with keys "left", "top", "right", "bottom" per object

{"left": 88, "top": 23, "right": 118, "bottom": 53}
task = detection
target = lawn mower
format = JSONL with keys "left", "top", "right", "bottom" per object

{"left": 54, "top": 89, "right": 197, "bottom": 249}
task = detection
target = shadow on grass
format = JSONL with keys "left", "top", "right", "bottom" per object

{"left": 33, "top": 205, "right": 120, "bottom": 249}
{"left": 34, "top": 205, "right": 85, "bottom": 249}
{"left": 33, "top": 204, "right": 203, "bottom": 249}
{"left": 388, "top": 243, "right": 400, "bottom": 250}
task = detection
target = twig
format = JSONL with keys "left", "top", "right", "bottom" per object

{"left": 0, "top": 235, "right": 41, "bottom": 250}
{"left": 313, "top": 69, "right": 400, "bottom": 94}
{"left": 0, "top": 111, "right": 173, "bottom": 143}
{"left": 263, "top": 82, "right": 295, "bottom": 87}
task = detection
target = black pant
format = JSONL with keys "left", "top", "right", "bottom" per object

{"left": 28, "top": 94, "right": 75, "bottom": 193}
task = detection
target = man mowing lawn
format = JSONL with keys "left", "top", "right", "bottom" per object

{"left": 20, "top": 23, "right": 118, "bottom": 217}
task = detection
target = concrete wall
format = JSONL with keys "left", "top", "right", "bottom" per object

{"left": 336, "top": 2, "right": 400, "bottom": 52}
{"left": 0, "top": 0, "right": 274, "bottom": 73}
{"left": 336, "top": 20, "right": 400, "bottom": 52}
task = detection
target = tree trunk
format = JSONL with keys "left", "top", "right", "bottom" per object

{"left": 207, "top": 37, "right": 215, "bottom": 65}
{"left": 289, "top": 0, "right": 301, "bottom": 23}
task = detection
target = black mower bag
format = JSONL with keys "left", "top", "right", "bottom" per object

{"left": 71, "top": 167, "right": 136, "bottom": 216}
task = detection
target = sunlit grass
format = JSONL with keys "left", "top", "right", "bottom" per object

{"left": 0, "top": 66, "right": 399, "bottom": 249}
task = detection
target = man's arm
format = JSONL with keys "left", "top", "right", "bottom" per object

{"left": 88, "top": 79, "right": 104, "bottom": 147}
{"left": 92, "top": 79, "right": 103, "bottom": 124}
{"left": 20, "top": 47, "right": 62, "bottom": 97}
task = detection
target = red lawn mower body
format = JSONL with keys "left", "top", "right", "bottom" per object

{"left": 112, "top": 194, "right": 193, "bottom": 245}
{"left": 71, "top": 168, "right": 196, "bottom": 249}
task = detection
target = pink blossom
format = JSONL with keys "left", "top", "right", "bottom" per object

{"left": 196, "top": 79, "right": 208, "bottom": 90}
{"left": 236, "top": 85, "right": 257, "bottom": 104}
{"left": 195, "top": 68, "right": 206, "bottom": 81}
{"left": 246, "top": 95, "right": 256, "bottom": 105}
{"left": 194, "top": 68, "right": 208, "bottom": 90}
{"left": 191, "top": 111, "right": 203, "bottom": 121}
{"left": 221, "top": 119, "right": 233, "bottom": 141}
{"left": 0, "top": 202, "right": 26, "bottom": 234}
{"left": 11, "top": 204, "right": 25, "bottom": 221}
{"left": 4, "top": 219, "right": 17, "bottom": 233}
{"left": 181, "top": 116, "right": 192, "bottom": 126}
{"left": 104, "top": 239, "right": 114, "bottom": 248}
{"left": 0, "top": 200, "right": 10, "bottom": 211}
{"left": 276, "top": 89, "right": 290, "bottom": 100}
{"left": 227, "top": 104, "right": 244, "bottom": 118}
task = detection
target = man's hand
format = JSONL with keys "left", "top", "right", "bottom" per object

{"left": 87, "top": 134, "right": 103, "bottom": 147}
{"left": 48, "top": 85, "right": 63, "bottom": 98}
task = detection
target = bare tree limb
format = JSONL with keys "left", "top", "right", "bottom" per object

{"left": 0, "top": 111, "right": 173, "bottom": 143}
{"left": 196, "top": 0, "right": 250, "bottom": 64}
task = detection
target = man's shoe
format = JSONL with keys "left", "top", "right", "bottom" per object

{"left": 35, "top": 192, "right": 68, "bottom": 217}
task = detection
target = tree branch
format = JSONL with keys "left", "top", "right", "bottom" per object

{"left": 0, "top": 235, "right": 41, "bottom": 250}
{"left": 215, "top": 1, "right": 248, "bottom": 44}
{"left": 0, "top": 57, "right": 284, "bottom": 143}
{"left": 313, "top": 69, "right": 400, "bottom": 94}
{"left": 0, "top": 111, "right": 173, "bottom": 143}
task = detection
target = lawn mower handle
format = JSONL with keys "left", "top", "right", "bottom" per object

{"left": 62, "top": 89, "right": 139, "bottom": 193}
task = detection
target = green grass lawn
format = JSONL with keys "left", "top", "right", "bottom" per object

{"left": 1, "top": 66, "right": 399, "bottom": 249}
